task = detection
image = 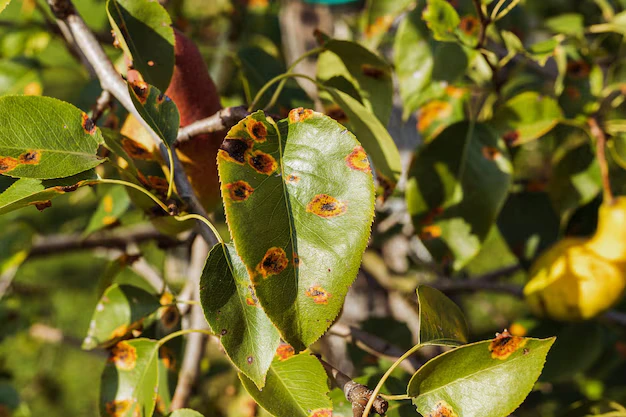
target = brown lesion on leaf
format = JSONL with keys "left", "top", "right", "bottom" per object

{"left": 361, "top": 64, "right": 386, "bottom": 79}
{"left": 489, "top": 329, "right": 528, "bottom": 360}
{"left": 121, "top": 138, "right": 152, "bottom": 160}
{"left": 293, "top": 252, "right": 301, "bottom": 268}
{"left": 81, "top": 112, "right": 97, "bottom": 135}
{"left": 155, "top": 92, "right": 167, "bottom": 105}
{"left": 247, "top": 356, "right": 254, "bottom": 364}
{"left": 567, "top": 60, "right": 591, "bottom": 79}
{"left": 29, "top": 200, "right": 52, "bottom": 212}
{"left": 502, "top": 130, "right": 520, "bottom": 146}
{"left": 305, "top": 286, "right": 330, "bottom": 304}
{"left": 159, "top": 345, "right": 177, "bottom": 370}
{"left": 275, "top": 343, "right": 295, "bottom": 361}
{"left": 226, "top": 180, "right": 254, "bottom": 202}
{"left": 288, "top": 107, "right": 316, "bottom": 123}
{"left": 0, "top": 156, "right": 18, "bottom": 174}
{"left": 286, "top": 173, "right": 300, "bottom": 184}
{"left": 130, "top": 80, "right": 150, "bottom": 104}
{"left": 306, "top": 194, "right": 347, "bottom": 218}
{"left": 245, "top": 297, "right": 256, "bottom": 306}
{"left": 246, "top": 119, "right": 268, "bottom": 142}
{"left": 420, "top": 207, "right": 444, "bottom": 225}
{"left": 364, "top": 15, "right": 393, "bottom": 38}
{"left": 377, "top": 172, "right": 395, "bottom": 203}
{"left": 417, "top": 101, "right": 452, "bottom": 133}
{"left": 218, "top": 138, "right": 252, "bottom": 165}
{"left": 105, "top": 399, "right": 133, "bottom": 417}
{"left": 420, "top": 225, "right": 442, "bottom": 240}
{"left": 308, "top": 409, "right": 332, "bottom": 417}
{"left": 346, "top": 146, "right": 371, "bottom": 172}
{"left": 109, "top": 341, "right": 137, "bottom": 371}
{"left": 159, "top": 305, "right": 180, "bottom": 330}
{"left": 147, "top": 175, "right": 169, "bottom": 195}
{"left": 19, "top": 150, "right": 41, "bottom": 165}
{"left": 428, "top": 401, "right": 458, "bottom": 417}
{"left": 325, "top": 104, "right": 349, "bottom": 125}
{"left": 53, "top": 183, "right": 80, "bottom": 193}
{"left": 256, "top": 247, "right": 289, "bottom": 278}
{"left": 482, "top": 146, "right": 501, "bottom": 161}
{"left": 459, "top": 15, "right": 479, "bottom": 35}
{"left": 110, "top": 324, "right": 130, "bottom": 339}
{"left": 247, "top": 150, "right": 277, "bottom": 175}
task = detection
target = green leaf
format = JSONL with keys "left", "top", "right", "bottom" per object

{"left": 545, "top": 13, "right": 584, "bottom": 37}
{"left": 0, "top": 170, "right": 96, "bottom": 215}
{"left": 361, "top": 0, "right": 414, "bottom": 49}
{"left": 0, "top": 0, "right": 11, "bottom": 14}
{"left": 325, "top": 88, "right": 402, "bottom": 200}
{"left": 84, "top": 185, "right": 131, "bottom": 236}
{"left": 128, "top": 81, "right": 180, "bottom": 146}
{"left": 83, "top": 284, "right": 162, "bottom": 350}
{"left": 200, "top": 242, "right": 280, "bottom": 388}
{"left": 527, "top": 38, "right": 559, "bottom": 66}
{"left": 217, "top": 110, "right": 375, "bottom": 351}
{"left": 106, "top": 0, "right": 174, "bottom": 91}
{"left": 0, "top": 222, "right": 34, "bottom": 275}
{"left": 170, "top": 410, "right": 205, "bottom": 417}
{"left": 422, "top": 0, "right": 461, "bottom": 41}
{"left": 417, "top": 286, "right": 468, "bottom": 345}
{"left": 319, "top": 39, "right": 393, "bottom": 125}
{"left": 406, "top": 122, "right": 512, "bottom": 270}
{"left": 0, "top": 96, "right": 103, "bottom": 179}
{"left": 490, "top": 92, "right": 563, "bottom": 146}
{"left": 0, "top": 59, "right": 41, "bottom": 96}
{"left": 240, "top": 351, "right": 332, "bottom": 417}
{"left": 407, "top": 336, "right": 555, "bottom": 417}
{"left": 417, "top": 90, "right": 468, "bottom": 142}
{"left": 100, "top": 338, "right": 160, "bottom": 417}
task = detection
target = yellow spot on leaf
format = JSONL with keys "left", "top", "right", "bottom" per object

{"left": 103, "top": 195, "right": 114, "bottom": 213}
{"left": 489, "top": 330, "right": 527, "bottom": 360}
{"left": 508, "top": 323, "right": 527, "bottom": 337}
{"left": 0, "top": 156, "right": 18, "bottom": 174}
{"left": 109, "top": 341, "right": 137, "bottom": 371}
{"left": 288, "top": 107, "right": 316, "bottom": 123}
{"left": 276, "top": 343, "right": 295, "bottom": 361}
{"left": 226, "top": 180, "right": 254, "bottom": 202}
{"left": 428, "top": 401, "right": 458, "bottom": 417}
{"left": 23, "top": 81, "right": 42, "bottom": 96}
{"left": 307, "top": 194, "right": 346, "bottom": 218}
{"left": 305, "top": 286, "right": 330, "bottom": 304}
{"left": 364, "top": 15, "right": 393, "bottom": 38}
{"left": 420, "top": 225, "right": 442, "bottom": 240}
{"left": 256, "top": 247, "right": 288, "bottom": 278}
{"left": 345, "top": 146, "right": 371, "bottom": 172}
{"left": 102, "top": 215, "right": 117, "bottom": 226}
{"left": 445, "top": 86, "right": 467, "bottom": 99}
{"left": 417, "top": 101, "right": 452, "bottom": 132}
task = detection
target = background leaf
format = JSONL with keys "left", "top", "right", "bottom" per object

{"left": 83, "top": 185, "right": 131, "bottom": 236}
{"left": 128, "top": 81, "right": 180, "bottom": 146}
{"left": 170, "top": 410, "right": 205, "bottom": 417}
{"left": 422, "top": 0, "right": 461, "bottom": 41}
{"left": 417, "top": 285, "right": 468, "bottom": 345}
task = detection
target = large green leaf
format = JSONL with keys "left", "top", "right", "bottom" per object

{"left": 0, "top": 96, "right": 103, "bottom": 179}
{"left": 84, "top": 185, "right": 131, "bottom": 236}
{"left": 82, "top": 284, "right": 162, "bottom": 350}
{"left": 407, "top": 336, "right": 555, "bottom": 417}
{"left": 406, "top": 122, "right": 512, "bottom": 270}
{"left": 325, "top": 88, "right": 402, "bottom": 200}
{"left": 490, "top": 92, "right": 563, "bottom": 146}
{"left": 200, "top": 242, "right": 280, "bottom": 388}
{"left": 106, "top": 0, "right": 174, "bottom": 91}
{"left": 128, "top": 81, "right": 180, "bottom": 146}
{"left": 417, "top": 286, "right": 468, "bottom": 345}
{"left": 240, "top": 351, "right": 332, "bottom": 417}
{"left": 217, "top": 110, "right": 375, "bottom": 351}
{"left": 100, "top": 338, "right": 160, "bottom": 417}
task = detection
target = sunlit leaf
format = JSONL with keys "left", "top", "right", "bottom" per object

{"left": 417, "top": 286, "right": 468, "bottom": 345}
{"left": 422, "top": 0, "right": 460, "bottom": 41}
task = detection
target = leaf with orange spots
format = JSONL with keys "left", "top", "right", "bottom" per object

{"left": 406, "top": 122, "right": 512, "bottom": 270}
{"left": 218, "top": 110, "right": 375, "bottom": 351}
{"left": 417, "top": 286, "right": 468, "bottom": 345}
{"left": 83, "top": 284, "right": 161, "bottom": 350}
{"left": 0, "top": 96, "right": 104, "bottom": 179}
{"left": 407, "top": 337, "right": 555, "bottom": 417}
{"left": 106, "top": 0, "right": 174, "bottom": 91}
{"left": 83, "top": 185, "right": 131, "bottom": 236}
{"left": 240, "top": 352, "right": 332, "bottom": 417}
{"left": 200, "top": 243, "right": 280, "bottom": 388}
{"left": 361, "top": 0, "right": 413, "bottom": 48}
{"left": 128, "top": 81, "right": 180, "bottom": 146}
{"left": 100, "top": 338, "right": 160, "bottom": 417}
{"left": 422, "top": 0, "right": 460, "bottom": 41}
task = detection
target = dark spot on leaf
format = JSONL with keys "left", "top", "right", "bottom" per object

{"left": 361, "top": 64, "right": 386, "bottom": 79}
{"left": 306, "top": 194, "right": 346, "bottom": 218}
{"left": 19, "top": 150, "right": 40, "bottom": 165}
{"left": 130, "top": 80, "right": 149, "bottom": 104}
{"left": 256, "top": 247, "right": 289, "bottom": 278}
{"left": 246, "top": 119, "right": 268, "bottom": 142}
{"left": 275, "top": 343, "right": 295, "bottom": 361}
{"left": 289, "top": 107, "right": 316, "bottom": 123}
{"left": 345, "top": 146, "right": 370, "bottom": 172}
{"left": 156, "top": 92, "right": 165, "bottom": 104}
{"left": 247, "top": 150, "right": 277, "bottom": 175}
{"left": 160, "top": 306, "right": 180, "bottom": 329}
{"left": 55, "top": 183, "right": 80, "bottom": 193}
{"left": 109, "top": 341, "right": 137, "bottom": 371}
{"left": 121, "top": 138, "right": 152, "bottom": 160}
{"left": 489, "top": 329, "right": 527, "bottom": 360}
{"left": 219, "top": 138, "right": 251, "bottom": 164}
{"left": 293, "top": 253, "right": 301, "bottom": 268}
{"left": 567, "top": 60, "right": 591, "bottom": 78}
{"left": 247, "top": 356, "right": 254, "bottom": 364}
{"left": 427, "top": 401, "right": 458, "bottom": 417}
{"left": 221, "top": 329, "right": 228, "bottom": 336}
{"left": 286, "top": 174, "right": 300, "bottom": 184}
{"left": 29, "top": 200, "right": 52, "bottom": 212}
{"left": 81, "top": 113, "right": 97, "bottom": 135}
{"left": 226, "top": 180, "right": 254, "bottom": 202}
{"left": 305, "top": 286, "right": 330, "bottom": 304}
{"left": 502, "top": 130, "right": 520, "bottom": 145}
{"left": 459, "top": 15, "right": 479, "bottom": 35}
{"left": 105, "top": 399, "right": 132, "bottom": 417}
{"left": 481, "top": 146, "right": 501, "bottom": 160}
{"left": 523, "top": 348, "right": 530, "bottom": 355}
{"left": 0, "top": 156, "right": 18, "bottom": 173}
{"left": 159, "top": 346, "right": 177, "bottom": 370}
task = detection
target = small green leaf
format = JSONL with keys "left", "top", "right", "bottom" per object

{"left": 0, "top": 223, "right": 34, "bottom": 276}
{"left": 490, "top": 92, "right": 563, "bottom": 146}
{"left": 527, "top": 38, "right": 559, "bottom": 66}
{"left": 417, "top": 286, "right": 468, "bottom": 345}
{"left": 200, "top": 242, "right": 280, "bottom": 388}
{"left": 128, "top": 81, "right": 180, "bottom": 146}
{"left": 84, "top": 185, "right": 131, "bottom": 236}
{"left": 240, "top": 351, "right": 332, "bottom": 417}
{"left": 100, "top": 338, "right": 160, "bottom": 417}
{"left": 83, "top": 284, "right": 161, "bottom": 350}
{"left": 422, "top": 0, "right": 461, "bottom": 41}
{"left": 407, "top": 336, "right": 555, "bottom": 417}
{"left": 218, "top": 110, "right": 375, "bottom": 351}
{"left": 545, "top": 13, "right": 584, "bottom": 37}
{"left": 170, "top": 410, "right": 205, "bottom": 417}
{"left": 0, "top": 96, "right": 103, "bottom": 179}
{"left": 325, "top": 88, "right": 402, "bottom": 200}
{"left": 106, "top": 0, "right": 174, "bottom": 91}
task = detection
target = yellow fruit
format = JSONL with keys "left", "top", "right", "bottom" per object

{"left": 524, "top": 198, "right": 626, "bottom": 321}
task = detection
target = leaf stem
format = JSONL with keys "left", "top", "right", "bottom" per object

{"left": 174, "top": 214, "right": 224, "bottom": 244}
{"left": 493, "top": 0, "right": 522, "bottom": 21}
{"left": 589, "top": 116, "right": 615, "bottom": 204}
{"left": 380, "top": 394, "right": 411, "bottom": 401}
{"left": 165, "top": 146, "right": 175, "bottom": 200}
{"left": 157, "top": 328, "right": 214, "bottom": 347}
{"left": 248, "top": 73, "right": 321, "bottom": 112}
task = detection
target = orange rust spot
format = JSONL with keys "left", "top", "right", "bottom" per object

{"left": 565, "top": 86, "right": 581, "bottom": 100}
{"left": 121, "top": 138, "right": 152, "bottom": 160}
{"left": 275, "top": 343, "right": 295, "bottom": 361}
{"left": 364, "top": 15, "right": 393, "bottom": 38}
{"left": 110, "top": 324, "right": 129, "bottom": 339}
{"left": 361, "top": 64, "right": 386, "bottom": 79}
{"left": 159, "top": 345, "right": 177, "bottom": 370}
{"left": 105, "top": 399, "right": 132, "bottom": 417}
{"left": 247, "top": 150, "right": 277, "bottom": 175}
{"left": 102, "top": 215, "right": 117, "bottom": 226}
{"left": 420, "top": 206, "right": 444, "bottom": 225}
{"left": 226, "top": 180, "right": 254, "bottom": 202}
{"left": 246, "top": 119, "right": 268, "bottom": 142}
{"left": 248, "top": 0, "right": 269, "bottom": 7}
{"left": 109, "top": 341, "right": 137, "bottom": 371}
{"left": 567, "top": 60, "right": 590, "bottom": 78}
{"left": 23, "top": 81, "right": 42, "bottom": 96}
{"left": 256, "top": 247, "right": 289, "bottom": 278}
{"left": 19, "top": 150, "right": 40, "bottom": 165}
{"left": 445, "top": 86, "right": 467, "bottom": 99}
{"left": 459, "top": 15, "right": 479, "bottom": 35}
{"left": 130, "top": 80, "right": 149, "bottom": 104}
{"left": 482, "top": 146, "right": 501, "bottom": 160}
{"left": 246, "top": 297, "right": 256, "bottom": 306}
{"left": 160, "top": 292, "right": 174, "bottom": 306}
{"left": 219, "top": 138, "right": 252, "bottom": 165}
{"left": 309, "top": 409, "right": 332, "bottom": 417}
{"left": 489, "top": 329, "right": 527, "bottom": 360}
{"left": 345, "top": 146, "right": 371, "bottom": 172}
{"left": 159, "top": 305, "right": 180, "bottom": 329}
{"left": 29, "top": 200, "right": 52, "bottom": 211}
{"left": 325, "top": 104, "right": 348, "bottom": 124}
{"left": 502, "top": 130, "right": 520, "bottom": 145}
{"left": 147, "top": 60, "right": 155, "bottom": 67}
{"left": 103, "top": 195, "right": 113, "bottom": 213}
{"left": 0, "top": 156, "right": 18, "bottom": 174}
{"left": 417, "top": 101, "right": 452, "bottom": 132}
{"left": 305, "top": 286, "right": 331, "bottom": 304}
{"left": 508, "top": 323, "right": 527, "bottom": 337}
{"left": 288, "top": 107, "right": 316, "bottom": 123}
{"left": 286, "top": 173, "right": 300, "bottom": 184}
{"left": 306, "top": 194, "right": 346, "bottom": 218}
{"left": 420, "top": 225, "right": 442, "bottom": 240}
{"left": 81, "top": 112, "right": 97, "bottom": 135}
{"left": 427, "top": 401, "right": 458, "bottom": 417}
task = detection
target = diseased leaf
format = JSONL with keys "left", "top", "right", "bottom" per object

{"left": 417, "top": 286, "right": 468, "bottom": 345}
{"left": 406, "top": 122, "right": 512, "bottom": 270}
{"left": 217, "top": 110, "right": 375, "bottom": 351}
{"left": 84, "top": 185, "right": 131, "bottom": 236}
{"left": 361, "top": 0, "right": 414, "bottom": 49}
{"left": 83, "top": 284, "right": 161, "bottom": 350}
{"left": 128, "top": 81, "right": 180, "bottom": 146}
{"left": 106, "top": 0, "right": 174, "bottom": 91}
{"left": 240, "top": 350, "right": 332, "bottom": 417}
{"left": 325, "top": 88, "right": 402, "bottom": 200}
{"left": 422, "top": 0, "right": 460, "bottom": 41}
{"left": 0, "top": 96, "right": 103, "bottom": 179}
{"left": 407, "top": 335, "right": 555, "bottom": 417}
{"left": 100, "top": 338, "right": 160, "bottom": 417}
{"left": 200, "top": 242, "right": 280, "bottom": 388}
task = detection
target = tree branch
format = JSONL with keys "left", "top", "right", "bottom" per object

{"left": 589, "top": 116, "right": 615, "bottom": 204}
{"left": 175, "top": 106, "right": 250, "bottom": 145}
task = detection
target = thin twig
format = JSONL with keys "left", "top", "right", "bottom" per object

{"left": 91, "top": 89, "right": 112, "bottom": 124}
{"left": 589, "top": 116, "right": 615, "bottom": 204}
{"left": 175, "top": 106, "right": 249, "bottom": 145}
{"left": 472, "top": 0, "right": 501, "bottom": 93}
